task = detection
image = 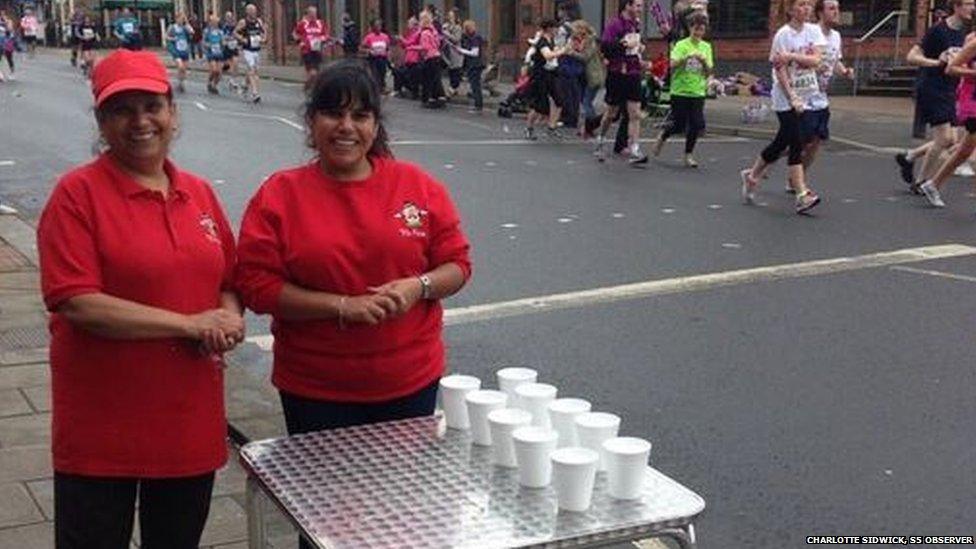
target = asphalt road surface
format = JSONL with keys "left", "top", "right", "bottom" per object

{"left": 3, "top": 52, "right": 976, "bottom": 548}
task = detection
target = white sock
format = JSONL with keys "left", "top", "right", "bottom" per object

{"left": 630, "top": 143, "right": 640, "bottom": 156}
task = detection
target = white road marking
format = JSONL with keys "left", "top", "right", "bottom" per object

{"left": 722, "top": 243, "right": 742, "bottom": 249}
{"left": 444, "top": 163, "right": 455, "bottom": 169}
{"left": 0, "top": 160, "right": 14, "bottom": 167}
{"left": 557, "top": 217, "right": 573, "bottom": 223}
{"left": 884, "top": 196, "right": 900, "bottom": 202}
{"left": 889, "top": 265, "right": 976, "bottom": 284}
{"left": 214, "top": 179, "right": 226, "bottom": 185}
{"left": 244, "top": 245, "right": 976, "bottom": 349}
{"left": 194, "top": 101, "right": 208, "bottom": 111}
{"left": 175, "top": 100, "right": 306, "bottom": 132}
{"left": 708, "top": 204, "right": 723, "bottom": 210}
{"left": 525, "top": 160, "right": 538, "bottom": 166}
{"left": 842, "top": 198, "right": 857, "bottom": 204}
{"left": 485, "top": 161, "right": 498, "bottom": 167}
{"left": 661, "top": 208, "right": 676, "bottom": 214}
{"left": 500, "top": 223, "right": 519, "bottom": 229}
{"left": 611, "top": 213, "right": 625, "bottom": 219}
{"left": 389, "top": 137, "right": 748, "bottom": 146}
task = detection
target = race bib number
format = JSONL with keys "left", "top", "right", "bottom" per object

{"left": 248, "top": 34, "right": 261, "bottom": 48}
{"left": 122, "top": 22, "right": 134, "bottom": 34}
{"left": 685, "top": 57, "right": 702, "bottom": 73}
{"left": 210, "top": 43, "right": 223, "bottom": 55}
{"left": 225, "top": 38, "right": 238, "bottom": 49}
{"left": 370, "top": 41, "right": 387, "bottom": 55}
{"left": 175, "top": 38, "right": 188, "bottom": 51}
{"left": 82, "top": 28, "right": 94, "bottom": 40}
{"left": 309, "top": 37, "right": 322, "bottom": 51}
{"left": 791, "top": 69, "right": 818, "bottom": 94}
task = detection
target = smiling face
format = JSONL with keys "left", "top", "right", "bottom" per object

{"left": 312, "top": 102, "right": 378, "bottom": 176}
{"left": 97, "top": 91, "right": 176, "bottom": 168}
{"left": 790, "top": 0, "right": 812, "bottom": 23}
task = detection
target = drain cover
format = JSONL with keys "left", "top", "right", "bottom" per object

{"left": 0, "top": 325, "right": 50, "bottom": 350}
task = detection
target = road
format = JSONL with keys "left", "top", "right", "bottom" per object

{"left": 3, "top": 52, "right": 976, "bottom": 548}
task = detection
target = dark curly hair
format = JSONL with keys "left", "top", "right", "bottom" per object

{"left": 303, "top": 59, "right": 392, "bottom": 158}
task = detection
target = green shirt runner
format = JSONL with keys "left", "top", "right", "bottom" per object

{"left": 670, "top": 37, "right": 713, "bottom": 98}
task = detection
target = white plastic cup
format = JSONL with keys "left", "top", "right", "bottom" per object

{"left": 574, "top": 412, "right": 621, "bottom": 471}
{"left": 550, "top": 447, "right": 600, "bottom": 512}
{"left": 439, "top": 375, "right": 481, "bottom": 430}
{"left": 487, "top": 408, "right": 533, "bottom": 467}
{"left": 465, "top": 390, "right": 508, "bottom": 446}
{"left": 548, "top": 398, "right": 592, "bottom": 448}
{"left": 603, "top": 437, "right": 652, "bottom": 500}
{"left": 514, "top": 383, "right": 558, "bottom": 429}
{"left": 496, "top": 367, "right": 538, "bottom": 404}
{"left": 512, "top": 426, "right": 559, "bottom": 488}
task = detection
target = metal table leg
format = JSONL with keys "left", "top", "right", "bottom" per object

{"left": 246, "top": 476, "right": 267, "bottom": 549}
{"left": 657, "top": 523, "right": 697, "bottom": 549}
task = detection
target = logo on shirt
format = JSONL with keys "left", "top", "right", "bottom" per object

{"left": 199, "top": 213, "right": 221, "bottom": 245}
{"left": 394, "top": 201, "right": 428, "bottom": 238}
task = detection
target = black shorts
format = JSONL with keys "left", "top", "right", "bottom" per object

{"left": 528, "top": 70, "right": 556, "bottom": 115}
{"left": 800, "top": 108, "right": 830, "bottom": 143}
{"left": 24, "top": 36, "right": 37, "bottom": 44}
{"left": 223, "top": 47, "right": 239, "bottom": 59}
{"left": 964, "top": 118, "right": 976, "bottom": 133}
{"left": 916, "top": 88, "right": 956, "bottom": 127}
{"left": 667, "top": 95, "right": 706, "bottom": 133}
{"left": 302, "top": 51, "right": 322, "bottom": 70}
{"left": 605, "top": 72, "right": 641, "bottom": 107}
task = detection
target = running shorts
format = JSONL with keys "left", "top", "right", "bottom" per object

{"left": 242, "top": 49, "right": 260, "bottom": 70}
{"left": 800, "top": 108, "right": 830, "bottom": 142}
{"left": 605, "top": 72, "right": 641, "bottom": 107}
{"left": 916, "top": 87, "right": 956, "bottom": 127}
{"left": 302, "top": 51, "right": 323, "bottom": 70}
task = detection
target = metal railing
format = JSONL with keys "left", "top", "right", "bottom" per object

{"left": 852, "top": 10, "right": 909, "bottom": 96}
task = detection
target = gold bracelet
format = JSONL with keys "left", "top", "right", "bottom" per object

{"left": 337, "top": 296, "right": 347, "bottom": 330}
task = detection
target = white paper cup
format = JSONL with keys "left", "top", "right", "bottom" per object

{"left": 548, "top": 398, "right": 592, "bottom": 448}
{"left": 512, "top": 426, "right": 559, "bottom": 488}
{"left": 514, "top": 383, "right": 558, "bottom": 429}
{"left": 439, "top": 375, "right": 481, "bottom": 430}
{"left": 602, "top": 437, "right": 652, "bottom": 500}
{"left": 487, "top": 408, "right": 533, "bottom": 467}
{"left": 574, "top": 412, "right": 621, "bottom": 471}
{"left": 550, "top": 447, "right": 600, "bottom": 512}
{"left": 465, "top": 390, "right": 508, "bottom": 446}
{"left": 496, "top": 367, "right": 538, "bottom": 404}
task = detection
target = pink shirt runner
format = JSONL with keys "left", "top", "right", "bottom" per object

{"left": 419, "top": 27, "right": 440, "bottom": 60}
{"left": 362, "top": 31, "right": 391, "bottom": 58}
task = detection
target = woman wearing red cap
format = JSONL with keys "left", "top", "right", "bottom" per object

{"left": 236, "top": 59, "right": 471, "bottom": 442}
{"left": 37, "top": 49, "right": 243, "bottom": 548}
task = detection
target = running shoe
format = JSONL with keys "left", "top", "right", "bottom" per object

{"left": 652, "top": 137, "right": 665, "bottom": 157}
{"left": 894, "top": 152, "right": 914, "bottom": 184}
{"left": 628, "top": 151, "right": 649, "bottom": 167}
{"left": 252, "top": 95, "right": 261, "bottom": 104}
{"left": 594, "top": 140, "right": 606, "bottom": 162}
{"left": 0, "top": 204, "right": 17, "bottom": 215}
{"left": 740, "top": 169, "right": 757, "bottom": 205}
{"left": 919, "top": 181, "right": 946, "bottom": 208}
{"left": 794, "top": 190, "right": 821, "bottom": 214}
{"left": 955, "top": 162, "right": 976, "bottom": 177}
{"left": 546, "top": 126, "right": 563, "bottom": 140}
{"left": 784, "top": 182, "right": 796, "bottom": 194}
{"left": 684, "top": 154, "right": 699, "bottom": 168}
{"left": 524, "top": 127, "right": 537, "bottom": 141}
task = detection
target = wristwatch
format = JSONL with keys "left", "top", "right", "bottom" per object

{"left": 418, "top": 274, "right": 433, "bottom": 300}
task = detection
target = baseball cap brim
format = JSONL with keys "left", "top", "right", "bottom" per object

{"left": 95, "top": 77, "right": 170, "bottom": 107}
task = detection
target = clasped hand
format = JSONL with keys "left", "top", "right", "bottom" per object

{"left": 188, "top": 309, "right": 246, "bottom": 355}
{"left": 344, "top": 277, "right": 423, "bottom": 326}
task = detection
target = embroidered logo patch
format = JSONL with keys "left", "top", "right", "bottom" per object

{"left": 394, "top": 201, "right": 428, "bottom": 229}
{"left": 199, "top": 213, "right": 221, "bottom": 244}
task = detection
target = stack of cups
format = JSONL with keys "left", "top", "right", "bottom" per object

{"left": 550, "top": 447, "right": 600, "bottom": 512}
{"left": 439, "top": 375, "right": 482, "bottom": 430}
{"left": 548, "top": 398, "right": 591, "bottom": 448}
{"left": 512, "top": 426, "right": 559, "bottom": 488}
{"left": 465, "top": 390, "right": 508, "bottom": 446}
{"left": 496, "top": 367, "right": 538, "bottom": 407}
{"left": 487, "top": 408, "right": 532, "bottom": 467}
{"left": 574, "top": 412, "right": 621, "bottom": 472}
{"left": 602, "top": 437, "right": 652, "bottom": 500}
{"left": 514, "top": 383, "right": 558, "bottom": 429}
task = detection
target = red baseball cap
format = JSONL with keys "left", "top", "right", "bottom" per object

{"left": 91, "top": 49, "right": 170, "bottom": 107}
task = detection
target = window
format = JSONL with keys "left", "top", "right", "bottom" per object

{"left": 497, "top": 0, "right": 516, "bottom": 43}
{"left": 707, "top": 0, "right": 768, "bottom": 37}
{"left": 840, "top": 0, "right": 915, "bottom": 36}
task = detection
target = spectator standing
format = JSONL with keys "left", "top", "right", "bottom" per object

{"left": 456, "top": 19, "right": 485, "bottom": 113}
{"left": 341, "top": 12, "right": 359, "bottom": 57}
{"left": 361, "top": 18, "right": 391, "bottom": 91}
{"left": 442, "top": 8, "right": 464, "bottom": 97}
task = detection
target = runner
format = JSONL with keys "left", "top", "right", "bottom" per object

{"left": 524, "top": 19, "right": 567, "bottom": 140}
{"left": 652, "top": 12, "right": 712, "bottom": 168}
{"left": 897, "top": 0, "right": 971, "bottom": 193}
{"left": 69, "top": 8, "right": 84, "bottom": 67}
{"left": 19, "top": 9, "right": 39, "bottom": 58}
{"left": 293, "top": 5, "right": 329, "bottom": 87}
{"left": 77, "top": 14, "right": 99, "bottom": 79}
{"left": 0, "top": 11, "right": 15, "bottom": 81}
{"left": 235, "top": 4, "right": 266, "bottom": 103}
{"left": 594, "top": 0, "right": 649, "bottom": 166}
{"left": 113, "top": 7, "right": 142, "bottom": 51}
{"left": 221, "top": 12, "right": 242, "bottom": 94}
{"left": 361, "top": 18, "right": 391, "bottom": 92}
{"left": 739, "top": 0, "right": 824, "bottom": 214}
{"left": 790, "top": 0, "right": 854, "bottom": 190}
{"left": 204, "top": 14, "right": 225, "bottom": 94}
{"left": 166, "top": 13, "right": 194, "bottom": 93}
{"left": 916, "top": 33, "right": 976, "bottom": 207}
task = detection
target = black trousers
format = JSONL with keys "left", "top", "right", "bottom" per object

{"left": 280, "top": 380, "right": 439, "bottom": 549}
{"left": 466, "top": 65, "right": 483, "bottom": 109}
{"left": 420, "top": 58, "right": 445, "bottom": 104}
{"left": 558, "top": 72, "right": 582, "bottom": 129}
{"left": 661, "top": 96, "right": 706, "bottom": 154}
{"left": 368, "top": 56, "right": 388, "bottom": 90}
{"left": 55, "top": 471, "right": 214, "bottom": 549}
{"left": 761, "top": 110, "right": 804, "bottom": 166}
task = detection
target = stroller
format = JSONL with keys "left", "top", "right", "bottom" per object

{"left": 496, "top": 70, "right": 532, "bottom": 118}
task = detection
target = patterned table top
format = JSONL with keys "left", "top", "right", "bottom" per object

{"left": 240, "top": 414, "right": 705, "bottom": 549}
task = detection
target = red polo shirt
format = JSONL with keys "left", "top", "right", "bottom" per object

{"left": 38, "top": 154, "right": 235, "bottom": 478}
{"left": 235, "top": 157, "right": 472, "bottom": 403}
{"left": 294, "top": 17, "right": 329, "bottom": 54}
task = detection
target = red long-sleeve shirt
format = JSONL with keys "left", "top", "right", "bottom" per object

{"left": 235, "top": 157, "right": 472, "bottom": 403}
